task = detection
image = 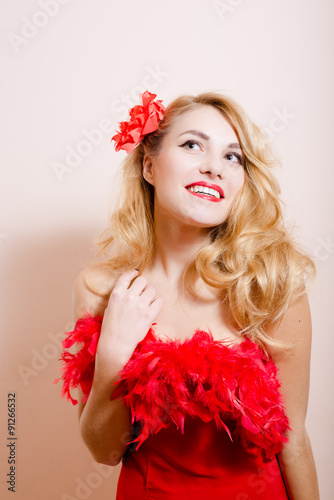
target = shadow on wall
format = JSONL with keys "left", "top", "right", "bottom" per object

{"left": 0, "top": 227, "right": 120, "bottom": 500}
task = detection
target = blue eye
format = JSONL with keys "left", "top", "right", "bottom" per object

{"left": 225, "top": 152, "right": 243, "bottom": 165}
{"left": 179, "top": 140, "right": 201, "bottom": 150}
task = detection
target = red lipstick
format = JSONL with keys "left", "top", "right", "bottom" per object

{"left": 185, "top": 181, "right": 225, "bottom": 203}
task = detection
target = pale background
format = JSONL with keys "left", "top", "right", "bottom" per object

{"left": 0, "top": 0, "right": 333, "bottom": 499}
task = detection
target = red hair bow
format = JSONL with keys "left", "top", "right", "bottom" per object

{"left": 111, "top": 90, "right": 165, "bottom": 154}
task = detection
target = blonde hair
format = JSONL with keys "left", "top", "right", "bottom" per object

{"left": 84, "top": 91, "right": 316, "bottom": 350}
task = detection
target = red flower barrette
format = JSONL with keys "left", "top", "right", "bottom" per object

{"left": 111, "top": 90, "right": 165, "bottom": 154}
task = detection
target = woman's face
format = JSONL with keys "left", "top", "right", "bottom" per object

{"left": 143, "top": 105, "right": 246, "bottom": 230}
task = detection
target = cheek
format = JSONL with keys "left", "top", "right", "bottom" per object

{"left": 230, "top": 169, "right": 245, "bottom": 194}
{"left": 155, "top": 152, "right": 184, "bottom": 188}
{"left": 153, "top": 164, "right": 180, "bottom": 204}
{"left": 155, "top": 167, "right": 175, "bottom": 194}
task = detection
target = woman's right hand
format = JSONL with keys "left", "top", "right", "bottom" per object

{"left": 96, "top": 269, "right": 163, "bottom": 363}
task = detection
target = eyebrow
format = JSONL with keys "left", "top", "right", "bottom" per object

{"left": 177, "top": 129, "right": 242, "bottom": 149}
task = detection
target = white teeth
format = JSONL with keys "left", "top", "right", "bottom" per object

{"left": 188, "top": 185, "right": 220, "bottom": 199}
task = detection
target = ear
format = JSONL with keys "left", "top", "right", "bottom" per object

{"left": 142, "top": 154, "right": 155, "bottom": 186}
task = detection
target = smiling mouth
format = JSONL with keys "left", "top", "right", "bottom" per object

{"left": 187, "top": 185, "right": 221, "bottom": 199}
{"left": 185, "top": 183, "right": 224, "bottom": 202}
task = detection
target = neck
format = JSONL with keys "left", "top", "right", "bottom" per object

{"left": 150, "top": 211, "right": 211, "bottom": 282}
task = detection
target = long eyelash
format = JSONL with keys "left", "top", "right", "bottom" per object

{"left": 228, "top": 152, "right": 243, "bottom": 165}
{"left": 179, "top": 139, "right": 200, "bottom": 148}
{"left": 180, "top": 142, "right": 244, "bottom": 165}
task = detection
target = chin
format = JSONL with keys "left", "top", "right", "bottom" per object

{"left": 185, "top": 218, "right": 226, "bottom": 229}
{"left": 182, "top": 210, "right": 228, "bottom": 228}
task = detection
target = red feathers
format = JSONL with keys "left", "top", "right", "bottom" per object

{"left": 54, "top": 310, "right": 103, "bottom": 405}
{"left": 55, "top": 313, "right": 290, "bottom": 459}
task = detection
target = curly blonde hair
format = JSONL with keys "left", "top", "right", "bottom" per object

{"left": 84, "top": 91, "right": 316, "bottom": 350}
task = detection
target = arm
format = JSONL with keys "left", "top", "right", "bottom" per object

{"left": 267, "top": 290, "right": 320, "bottom": 500}
{"left": 73, "top": 267, "right": 163, "bottom": 466}
{"left": 72, "top": 268, "right": 131, "bottom": 466}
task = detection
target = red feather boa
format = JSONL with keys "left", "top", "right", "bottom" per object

{"left": 54, "top": 312, "right": 290, "bottom": 459}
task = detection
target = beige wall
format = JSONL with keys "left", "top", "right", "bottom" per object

{"left": 1, "top": 0, "right": 333, "bottom": 498}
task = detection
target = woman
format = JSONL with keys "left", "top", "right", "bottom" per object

{"left": 56, "top": 91, "right": 320, "bottom": 499}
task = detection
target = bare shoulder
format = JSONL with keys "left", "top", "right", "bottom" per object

{"left": 72, "top": 265, "right": 112, "bottom": 322}
{"left": 267, "top": 289, "right": 312, "bottom": 360}
{"left": 266, "top": 289, "right": 313, "bottom": 430}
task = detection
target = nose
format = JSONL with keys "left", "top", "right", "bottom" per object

{"left": 199, "top": 156, "right": 224, "bottom": 180}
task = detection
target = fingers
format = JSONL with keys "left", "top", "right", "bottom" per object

{"left": 113, "top": 270, "right": 154, "bottom": 300}
{"left": 149, "top": 297, "right": 164, "bottom": 317}
{"left": 128, "top": 275, "right": 149, "bottom": 297}
{"left": 112, "top": 269, "right": 139, "bottom": 294}
{"left": 102, "top": 270, "right": 163, "bottom": 350}
{"left": 110, "top": 269, "right": 162, "bottom": 318}
{"left": 140, "top": 286, "right": 156, "bottom": 302}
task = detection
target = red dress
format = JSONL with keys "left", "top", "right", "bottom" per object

{"left": 55, "top": 312, "right": 290, "bottom": 500}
